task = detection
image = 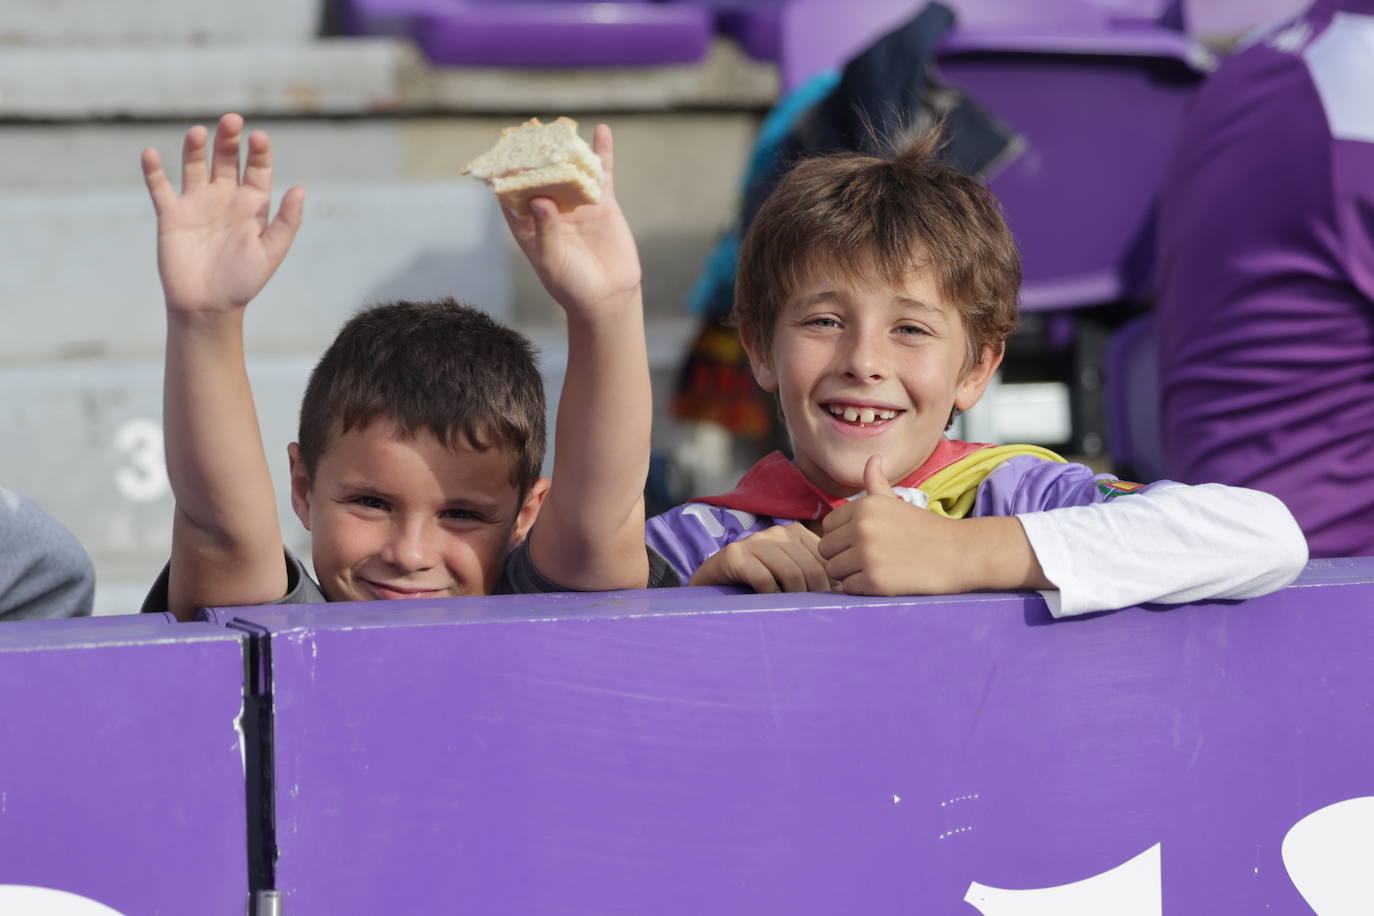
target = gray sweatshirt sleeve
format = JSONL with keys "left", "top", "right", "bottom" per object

{"left": 0, "top": 487, "right": 95, "bottom": 620}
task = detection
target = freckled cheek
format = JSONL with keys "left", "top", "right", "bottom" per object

{"left": 316, "top": 512, "right": 384, "bottom": 576}
{"left": 442, "top": 531, "right": 508, "bottom": 584}
{"left": 780, "top": 362, "right": 826, "bottom": 414}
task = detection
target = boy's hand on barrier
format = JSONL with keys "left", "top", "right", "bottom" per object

{"left": 502, "top": 124, "right": 643, "bottom": 320}
{"left": 142, "top": 113, "right": 304, "bottom": 317}
{"left": 688, "top": 522, "right": 836, "bottom": 593}
{"left": 819, "top": 456, "right": 976, "bottom": 597}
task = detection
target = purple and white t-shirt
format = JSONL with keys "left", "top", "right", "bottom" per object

{"left": 648, "top": 447, "right": 1307, "bottom": 617}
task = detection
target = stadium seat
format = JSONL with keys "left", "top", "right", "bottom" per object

{"left": 336, "top": 0, "right": 714, "bottom": 67}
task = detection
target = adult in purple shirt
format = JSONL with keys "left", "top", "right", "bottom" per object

{"left": 1154, "top": 0, "right": 1374, "bottom": 558}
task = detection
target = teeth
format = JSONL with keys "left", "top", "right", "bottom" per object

{"left": 828, "top": 405, "right": 901, "bottom": 423}
{"left": 828, "top": 404, "right": 899, "bottom": 422}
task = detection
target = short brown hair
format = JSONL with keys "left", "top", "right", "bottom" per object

{"left": 297, "top": 299, "right": 546, "bottom": 497}
{"left": 733, "top": 130, "right": 1021, "bottom": 370}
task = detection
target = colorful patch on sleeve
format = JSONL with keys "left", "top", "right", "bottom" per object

{"left": 1096, "top": 479, "right": 1146, "bottom": 500}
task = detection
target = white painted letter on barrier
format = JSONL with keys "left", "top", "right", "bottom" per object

{"left": 1282, "top": 796, "right": 1374, "bottom": 916}
{"left": 0, "top": 886, "right": 129, "bottom": 915}
{"left": 964, "top": 843, "right": 1161, "bottom": 916}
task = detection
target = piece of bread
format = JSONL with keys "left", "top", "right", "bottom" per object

{"left": 461, "top": 117, "right": 605, "bottom": 215}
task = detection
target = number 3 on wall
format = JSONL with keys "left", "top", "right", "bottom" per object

{"left": 113, "top": 418, "right": 169, "bottom": 503}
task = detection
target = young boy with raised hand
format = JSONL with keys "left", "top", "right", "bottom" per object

{"left": 647, "top": 132, "right": 1309, "bottom": 617}
{"left": 141, "top": 113, "right": 665, "bottom": 621}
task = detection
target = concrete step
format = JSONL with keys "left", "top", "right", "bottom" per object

{"left": 0, "top": 180, "right": 510, "bottom": 363}
{"left": 0, "top": 112, "right": 759, "bottom": 330}
{"left": 0, "top": 39, "right": 776, "bottom": 120}
{"left": 3, "top": 0, "right": 319, "bottom": 45}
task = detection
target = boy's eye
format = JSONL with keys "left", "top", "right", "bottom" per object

{"left": 895, "top": 324, "right": 930, "bottom": 337}
{"left": 440, "top": 508, "right": 483, "bottom": 523}
{"left": 804, "top": 316, "right": 841, "bottom": 329}
{"left": 351, "top": 495, "right": 389, "bottom": 511}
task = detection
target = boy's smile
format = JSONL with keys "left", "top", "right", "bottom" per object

{"left": 746, "top": 266, "right": 1000, "bottom": 497}
{"left": 289, "top": 419, "right": 546, "bottom": 603}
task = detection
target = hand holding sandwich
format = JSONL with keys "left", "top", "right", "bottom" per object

{"left": 497, "top": 123, "right": 642, "bottom": 322}
{"left": 470, "top": 118, "right": 652, "bottom": 591}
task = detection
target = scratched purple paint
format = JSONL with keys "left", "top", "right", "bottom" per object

{"left": 215, "top": 558, "right": 1374, "bottom": 914}
{"left": 0, "top": 619, "right": 249, "bottom": 916}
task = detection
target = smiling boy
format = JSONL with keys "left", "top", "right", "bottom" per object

{"left": 646, "top": 133, "right": 1308, "bottom": 616}
{"left": 281, "top": 301, "right": 554, "bottom": 603}
{"left": 141, "top": 113, "right": 664, "bottom": 620}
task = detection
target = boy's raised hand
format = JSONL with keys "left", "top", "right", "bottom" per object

{"left": 142, "top": 113, "right": 304, "bottom": 315}
{"left": 688, "top": 522, "right": 835, "bottom": 593}
{"left": 501, "top": 124, "right": 641, "bottom": 317}
{"left": 508, "top": 121, "right": 651, "bottom": 591}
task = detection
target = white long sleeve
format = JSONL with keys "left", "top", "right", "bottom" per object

{"left": 1017, "top": 483, "right": 1308, "bottom": 617}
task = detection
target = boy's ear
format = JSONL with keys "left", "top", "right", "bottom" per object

{"left": 739, "top": 328, "right": 779, "bottom": 392}
{"left": 511, "top": 476, "right": 551, "bottom": 547}
{"left": 954, "top": 342, "right": 1005, "bottom": 412}
{"left": 287, "top": 443, "right": 313, "bottom": 531}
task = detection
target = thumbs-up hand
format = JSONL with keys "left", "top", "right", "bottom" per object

{"left": 818, "top": 455, "right": 972, "bottom": 596}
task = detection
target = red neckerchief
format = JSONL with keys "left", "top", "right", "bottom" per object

{"left": 693, "top": 438, "right": 992, "bottom": 521}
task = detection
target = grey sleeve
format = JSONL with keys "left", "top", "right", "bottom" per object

{"left": 497, "top": 541, "right": 682, "bottom": 594}
{"left": 0, "top": 487, "right": 94, "bottom": 621}
{"left": 140, "top": 549, "right": 326, "bottom": 615}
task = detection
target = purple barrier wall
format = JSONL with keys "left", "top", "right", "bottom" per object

{"left": 0, "top": 619, "right": 250, "bottom": 916}
{"left": 212, "top": 558, "right": 1374, "bottom": 914}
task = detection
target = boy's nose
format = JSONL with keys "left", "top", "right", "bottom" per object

{"left": 380, "top": 519, "right": 438, "bottom": 572}
{"left": 839, "top": 329, "right": 887, "bottom": 382}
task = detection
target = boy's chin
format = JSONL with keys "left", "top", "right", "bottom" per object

{"left": 817, "top": 451, "right": 918, "bottom": 494}
{"left": 809, "top": 459, "right": 871, "bottom": 495}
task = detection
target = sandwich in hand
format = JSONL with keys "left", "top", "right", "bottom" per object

{"left": 462, "top": 117, "right": 605, "bottom": 215}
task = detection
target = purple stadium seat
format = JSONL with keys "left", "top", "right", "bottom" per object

{"left": 1106, "top": 312, "right": 1164, "bottom": 481}
{"left": 419, "top": 3, "right": 713, "bottom": 66}
{"left": 643, "top": 0, "right": 1191, "bottom": 69}
{"left": 337, "top": 0, "right": 714, "bottom": 67}
{"left": 773, "top": 0, "right": 1193, "bottom": 90}
{"left": 939, "top": 47, "right": 1203, "bottom": 311}
{"left": 716, "top": 3, "right": 786, "bottom": 60}
{"left": 335, "top": 0, "right": 430, "bottom": 38}
{"left": 658, "top": 0, "right": 790, "bottom": 61}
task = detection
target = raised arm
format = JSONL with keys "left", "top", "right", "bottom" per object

{"left": 502, "top": 124, "right": 650, "bottom": 589}
{"left": 143, "top": 113, "right": 305, "bottom": 619}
